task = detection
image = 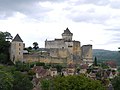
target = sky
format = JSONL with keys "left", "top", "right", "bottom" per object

{"left": 0, "top": 0, "right": 120, "bottom": 51}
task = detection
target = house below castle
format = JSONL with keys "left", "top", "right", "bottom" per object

{"left": 10, "top": 28, "right": 93, "bottom": 65}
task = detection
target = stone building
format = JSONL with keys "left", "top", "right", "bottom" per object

{"left": 45, "top": 28, "right": 81, "bottom": 64}
{"left": 10, "top": 34, "right": 24, "bottom": 63}
{"left": 81, "top": 45, "right": 93, "bottom": 66}
{"left": 10, "top": 28, "right": 93, "bottom": 65}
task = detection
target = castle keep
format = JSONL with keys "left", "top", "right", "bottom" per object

{"left": 10, "top": 34, "right": 24, "bottom": 64}
{"left": 10, "top": 28, "right": 93, "bottom": 65}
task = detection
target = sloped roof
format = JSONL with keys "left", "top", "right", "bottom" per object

{"left": 68, "top": 63, "right": 75, "bottom": 68}
{"left": 80, "top": 64, "right": 89, "bottom": 69}
{"left": 12, "top": 34, "right": 23, "bottom": 42}
{"left": 62, "top": 28, "right": 73, "bottom": 35}
{"left": 50, "top": 68, "right": 57, "bottom": 71}
{"left": 105, "top": 61, "right": 117, "bottom": 68}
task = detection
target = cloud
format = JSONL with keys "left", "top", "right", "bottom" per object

{"left": 110, "top": 1, "right": 120, "bottom": 9}
{"left": 0, "top": 0, "right": 53, "bottom": 19}
{"left": 68, "top": 12, "right": 110, "bottom": 24}
{"left": 75, "top": 0, "right": 110, "bottom": 6}
{"left": 105, "top": 29, "right": 120, "bottom": 31}
{"left": 0, "top": 0, "right": 120, "bottom": 51}
{"left": 67, "top": 6, "right": 110, "bottom": 24}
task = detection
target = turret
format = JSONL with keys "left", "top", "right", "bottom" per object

{"left": 10, "top": 34, "right": 24, "bottom": 63}
{"left": 62, "top": 28, "right": 73, "bottom": 41}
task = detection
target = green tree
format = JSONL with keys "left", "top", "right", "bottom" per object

{"left": 111, "top": 76, "right": 120, "bottom": 90}
{"left": 15, "top": 61, "right": 30, "bottom": 72}
{"left": 33, "top": 42, "right": 39, "bottom": 50}
{"left": 24, "top": 46, "right": 32, "bottom": 52}
{"left": 41, "top": 79, "right": 50, "bottom": 90}
{"left": 28, "top": 46, "right": 32, "bottom": 50}
{"left": 0, "top": 53, "right": 7, "bottom": 64}
{"left": 0, "top": 70, "right": 13, "bottom": 90}
{"left": 94, "top": 56, "right": 97, "bottom": 66}
{"left": 42, "top": 75, "right": 105, "bottom": 90}
{"left": 0, "top": 31, "right": 11, "bottom": 64}
{"left": 101, "top": 62, "right": 109, "bottom": 69}
{"left": 52, "top": 65, "right": 63, "bottom": 72}
{"left": 13, "top": 71, "right": 33, "bottom": 90}
{"left": 4, "top": 31, "right": 13, "bottom": 41}
{"left": 27, "top": 69, "right": 35, "bottom": 80}
{"left": 36, "top": 62, "right": 45, "bottom": 66}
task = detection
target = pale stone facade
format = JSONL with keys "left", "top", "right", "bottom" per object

{"left": 10, "top": 34, "right": 24, "bottom": 63}
{"left": 45, "top": 28, "right": 82, "bottom": 64}
{"left": 10, "top": 28, "right": 93, "bottom": 65}
{"left": 81, "top": 45, "right": 93, "bottom": 66}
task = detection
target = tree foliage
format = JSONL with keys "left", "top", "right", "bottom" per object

{"left": 15, "top": 61, "right": 30, "bottom": 72}
{"left": 36, "top": 62, "right": 45, "bottom": 66}
{"left": 41, "top": 79, "right": 50, "bottom": 90}
{"left": 0, "top": 70, "right": 13, "bottom": 90}
{"left": 12, "top": 71, "right": 33, "bottom": 90}
{"left": 53, "top": 75, "right": 105, "bottom": 90}
{"left": 94, "top": 56, "right": 98, "bottom": 66}
{"left": 93, "top": 49, "right": 120, "bottom": 65}
{"left": 33, "top": 42, "right": 39, "bottom": 50}
{"left": 52, "top": 64, "right": 63, "bottom": 72}
{"left": 111, "top": 76, "right": 120, "bottom": 90}
{"left": 0, "top": 31, "right": 12, "bottom": 64}
{"left": 4, "top": 31, "right": 13, "bottom": 41}
{"left": 41, "top": 75, "right": 105, "bottom": 90}
{"left": 0, "top": 65, "right": 33, "bottom": 90}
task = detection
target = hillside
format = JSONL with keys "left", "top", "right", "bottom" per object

{"left": 93, "top": 49, "right": 120, "bottom": 65}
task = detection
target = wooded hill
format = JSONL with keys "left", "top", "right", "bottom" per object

{"left": 93, "top": 49, "right": 120, "bottom": 66}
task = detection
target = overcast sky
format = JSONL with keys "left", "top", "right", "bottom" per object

{"left": 0, "top": 0, "right": 120, "bottom": 51}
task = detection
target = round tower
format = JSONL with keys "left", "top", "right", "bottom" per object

{"left": 10, "top": 34, "right": 24, "bottom": 63}
{"left": 62, "top": 28, "right": 73, "bottom": 41}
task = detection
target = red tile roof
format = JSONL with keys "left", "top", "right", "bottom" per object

{"left": 80, "top": 64, "right": 89, "bottom": 69}
{"left": 105, "top": 61, "right": 117, "bottom": 68}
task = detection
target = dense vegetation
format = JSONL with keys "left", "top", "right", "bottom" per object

{"left": 41, "top": 75, "right": 105, "bottom": 90}
{"left": 0, "top": 65, "right": 33, "bottom": 90}
{"left": 0, "top": 31, "right": 33, "bottom": 90}
{"left": 93, "top": 49, "right": 120, "bottom": 65}
{"left": 0, "top": 31, "right": 13, "bottom": 64}
{"left": 111, "top": 75, "right": 120, "bottom": 90}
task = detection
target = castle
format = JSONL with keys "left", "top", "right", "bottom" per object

{"left": 10, "top": 28, "right": 93, "bottom": 65}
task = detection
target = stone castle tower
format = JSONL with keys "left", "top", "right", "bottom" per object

{"left": 62, "top": 27, "right": 73, "bottom": 41}
{"left": 81, "top": 45, "right": 93, "bottom": 65}
{"left": 45, "top": 28, "right": 81, "bottom": 63}
{"left": 10, "top": 34, "right": 24, "bottom": 63}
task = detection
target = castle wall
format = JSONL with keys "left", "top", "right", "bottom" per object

{"left": 49, "top": 49, "right": 69, "bottom": 58}
{"left": 81, "top": 45, "right": 93, "bottom": 59}
{"left": 65, "top": 41, "right": 74, "bottom": 54}
{"left": 45, "top": 39, "right": 66, "bottom": 49}
{"left": 23, "top": 54, "right": 68, "bottom": 64}
{"left": 73, "top": 41, "right": 81, "bottom": 56}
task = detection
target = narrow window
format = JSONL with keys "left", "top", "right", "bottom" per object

{"left": 68, "top": 46, "right": 72, "bottom": 47}
{"left": 19, "top": 43, "right": 21, "bottom": 46}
